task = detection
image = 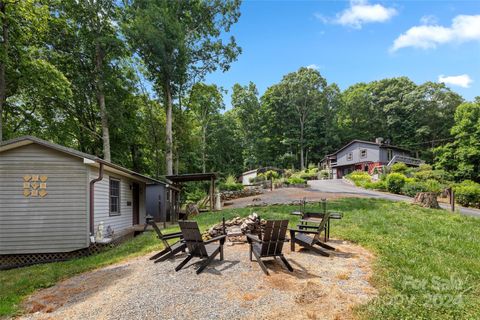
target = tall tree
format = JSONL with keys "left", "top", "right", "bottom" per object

{"left": 435, "top": 100, "right": 480, "bottom": 182}
{"left": 231, "top": 82, "right": 261, "bottom": 169}
{"left": 0, "top": 0, "right": 53, "bottom": 142}
{"left": 124, "top": 0, "right": 241, "bottom": 175}
{"left": 281, "top": 67, "right": 327, "bottom": 169}
{"left": 63, "top": 0, "right": 124, "bottom": 161}
{"left": 187, "top": 83, "right": 224, "bottom": 173}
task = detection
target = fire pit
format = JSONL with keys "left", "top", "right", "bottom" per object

{"left": 203, "top": 213, "right": 265, "bottom": 244}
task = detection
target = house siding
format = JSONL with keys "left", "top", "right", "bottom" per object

{"left": 379, "top": 148, "right": 411, "bottom": 163}
{"left": 336, "top": 142, "right": 381, "bottom": 167}
{"left": 0, "top": 144, "right": 89, "bottom": 254}
{"left": 241, "top": 171, "right": 257, "bottom": 185}
{"left": 89, "top": 167, "right": 146, "bottom": 235}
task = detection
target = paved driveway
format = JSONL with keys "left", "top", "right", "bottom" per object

{"left": 308, "top": 179, "right": 480, "bottom": 218}
{"left": 225, "top": 179, "right": 480, "bottom": 218}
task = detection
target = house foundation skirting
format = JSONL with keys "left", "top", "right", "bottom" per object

{"left": 0, "top": 231, "right": 135, "bottom": 270}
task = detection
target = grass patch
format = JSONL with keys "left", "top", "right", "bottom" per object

{"left": 2, "top": 198, "right": 480, "bottom": 319}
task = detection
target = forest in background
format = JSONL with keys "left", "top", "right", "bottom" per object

{"left": 1, "top": 0, "right": 479, "bottom": 183}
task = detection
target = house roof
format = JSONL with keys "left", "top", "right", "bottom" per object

{"left": 0, "top": 136, "right": 166, "bottom": 184}
{"left": 330, "top": 139, "right": 411, "bottom": 156}
{"left": 166, "top": 172, "right": 218, "bottom": 183}
{"left": 241, "top": 169, "right": 258, "bottom": 176}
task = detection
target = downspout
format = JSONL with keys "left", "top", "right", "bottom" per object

{"left": 89, "top": 163, "right": 104, "bottom": 236}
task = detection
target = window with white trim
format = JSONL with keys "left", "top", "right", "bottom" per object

{"left": 109, "top": 178, "right": 121, "bottom": 215}
{"left": 360, "top": 149, "right": 367, "bottom": 158}
{"left": 347, "top": 152, "right": 353, "bottom": 161}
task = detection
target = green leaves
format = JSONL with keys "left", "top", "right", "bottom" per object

{"left": 435, "top": 101, "right": 480, "bottom": 182}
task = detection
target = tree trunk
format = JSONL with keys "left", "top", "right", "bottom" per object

{"left": 299, "top": 119, "right": 304, "bottom": 170}
{"left": 95, "top": 42, "right": 110, "bottom": 162}
{"left": 202, "top": 126, "right": 206, "bottom": 173}
{"left": 0, "top": 1, "right": 8, "bottom": 142}
{"left": 164, "top": 83, "right": 173, "bottom": 175}
{"left": 130, "top": 144, "right": 141, "bottom": 172}
{"left": 413, "top": 192, "right": 441, "bottom": 209}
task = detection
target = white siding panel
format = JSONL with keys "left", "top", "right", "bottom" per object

{"left": 0, "top": 144, "right": 89, "bottom": 254}
{"left": 90, "top": 168, "right": 134, "bottom": 235}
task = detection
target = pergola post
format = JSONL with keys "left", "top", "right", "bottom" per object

{"left": 210, "top": 176, "right": 215, "bottom": 211}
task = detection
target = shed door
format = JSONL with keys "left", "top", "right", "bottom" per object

{"left": 132, "top": 183, "right": 140, "bottom": 225}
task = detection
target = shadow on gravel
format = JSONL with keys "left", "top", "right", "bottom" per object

{"left": 23, "top": 264, "right": 134, "bottom": 314}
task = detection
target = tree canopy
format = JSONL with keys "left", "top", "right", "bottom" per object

{"left": 0, "top": 1, "right": 472, "bottom": 183}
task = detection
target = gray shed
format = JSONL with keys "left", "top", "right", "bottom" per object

{"left": 0, "top": 136, "right": 162, "bottom": 266}
{"left": 145, "top": 183, "right": 180, "bottom": 223}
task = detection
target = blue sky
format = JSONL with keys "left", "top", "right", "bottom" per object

{"left": 206, "top": 0, "right": 480, "bottom": 107}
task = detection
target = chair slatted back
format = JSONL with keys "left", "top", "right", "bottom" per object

{"left": 179, "top": 221, "right": 208, "bottom": 257}
{"left": 149, "top": 220, "right": 171, "bottom": 250}
{"left": 260, "top": 220, "right": 289, "bottom": 256}
{"left": 312, "top": 212, "right": 331, "bottom": 243}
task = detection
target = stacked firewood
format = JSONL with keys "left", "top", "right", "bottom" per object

{"left": 202, "top": 213, "right": 265, "bottom": 242}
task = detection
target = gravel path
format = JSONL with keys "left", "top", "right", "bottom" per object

{"left": 21, "top": 241, "right": 377, "bottom": 320}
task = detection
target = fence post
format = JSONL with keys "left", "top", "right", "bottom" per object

{"left": 446, "top": 187, "right": 455, "bottom": 212}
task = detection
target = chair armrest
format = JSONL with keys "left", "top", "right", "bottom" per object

{"left": 328, "top": 211, "right": 343, "bottom": 219}
{"left": 162, "top": 232, "right": 183, "bottom": 240}
{"left": 204, "top": 234, "right": 227, "bottom": 244}
{"left": 246, "top": 233, "right": 261, "bottom": 243}
{"left": 289, "top": 228, "right": 319, "bottom": 235}
{"left": 297, "top": 224, "right": 319, "bottom": 229}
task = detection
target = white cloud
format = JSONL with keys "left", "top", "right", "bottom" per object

{"left": 420, "top": 15, "right": 438, "bottom": 25}
{"left": 306, "top": 64, "right": 320, "bottom": 70}
{"left": 332, "top": 0, "right": 397, "bottom": 29}
{"left": 438, "top": 74, "right": 473, "bottom": 88}
{"left": 392, "top": 15, "right": 480, "bottom": 51}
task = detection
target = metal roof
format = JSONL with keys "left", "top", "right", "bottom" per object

{"left": 0, "top": 136, "right": 166, "bottom": 184}
{"left": 166, "top": 172, "right": 218, "bottom": 183}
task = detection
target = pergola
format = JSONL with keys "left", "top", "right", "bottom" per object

{"left": 166, "top": 173, "right": 218, "bottom": 211}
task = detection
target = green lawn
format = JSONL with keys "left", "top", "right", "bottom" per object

{"left": 1, "top": 198, "right": 480, "bottom": 319}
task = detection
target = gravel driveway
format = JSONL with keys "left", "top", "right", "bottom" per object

{"left": 21, "top": 241, "right": 376, "bottom": 320}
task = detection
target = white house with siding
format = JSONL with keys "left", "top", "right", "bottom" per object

{"left": 0, "top": 136, "right": 162, "bottom": 258}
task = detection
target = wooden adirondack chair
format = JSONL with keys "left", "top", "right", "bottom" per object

{"left": 289, "top": 213, "right": 335, "bottom": 257}
{"left": 175, "top": 221, "right": 226, "bottom": 274}
{"left": 246, "top": 220, "right": 293, "bottom": 275}
{"left": 148, "top": 220, "right": 186, "bottom": 263}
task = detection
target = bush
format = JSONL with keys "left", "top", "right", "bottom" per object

{"left": 185, "top": 188, "right": 207, "bottom": 203}
{"left": 285, "top": 176, "right": 306, "bottom": 185}
{"left": 318, "top": 170, "right": 330, "bottom": 179}
{"left": 263, "top": 170, "right": 280, "bottom": 180}
{"left": 250, "top": 174, "right": 266, "bottom": 183}
{"left": 386, "top": 173, "right": 407, "bottom": 194}
{"left": 413, "top": 169, "right": 452, "bottom": 183}
{"left": 454, "top": 180, "right": 480, "bottom": 208}
{"left": 219, "top": 182, "right": 243, "bottom": 191}
{"left": 283, "top": 169, "right": 293, "bottom": 178}
{"left": 391, "top": 162, "right": 408, "bottom": 174}
{"left": 307, "top": 167, "right": 319, "bottom": 174}
{"left": 364, "top": 180, "right": 387, "bottom": 191}
{"left": 219, "top": 175, "right": 244, "bottom": 191}
{"left": 346, "top": 171, "right": 371, "bottom": 187}
{"left": 417, "top": 164, "right": 433, "bottom": 172}
{"left": 424, "top": 179, "right": 443, "bottom": 194}
{"left": 299, "top": 170, "right": 317, "bottom": 180}
{"left": 401, "top": 181, "right": 428, "bottom": 197}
